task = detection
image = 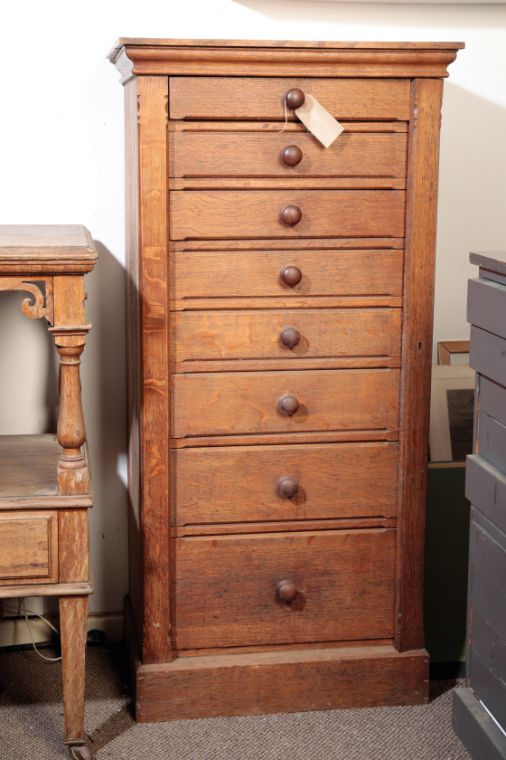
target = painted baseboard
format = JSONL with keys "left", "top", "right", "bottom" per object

{"left": 0, "top": 611, "right": 124, "bottom": 648}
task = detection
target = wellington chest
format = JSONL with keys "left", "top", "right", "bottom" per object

{"left": 454, "top": 253, "right": 506, "bottom": 760}
{"left": 109, "top": 38, "right": 463, "bottom": 721}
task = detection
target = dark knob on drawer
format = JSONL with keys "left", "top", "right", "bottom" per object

{"left": 280, "top": 205, "right": 302, "bottom": 227}
{"left": 281, "top": 145, "right": 303, "bottom": 167}
{"left": 280, "top": 265, "right": 302, "bottom": 287}
{"left": 285, "top": 88, "right": 305, "bottom": 110}
{"left": 276, "top": 475, "right": 299, "bottom": 499}
{"left": 280, "top": 326, "right": 300, "bottom": 349}
{"left": 277, "top": 394, "right": 300, "bottom": 417}
{"left": 277, "top": 579, "right": 298, "bottom": 604}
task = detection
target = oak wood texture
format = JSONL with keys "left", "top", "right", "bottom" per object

{"left": 127, "top": 76, "right": 172, "bottom": 664}
{"left": 0, "top": 511, "right": 57, "bottom": 584}
{"left": 59, "top": 596, "right": 88, "bottom": 744}
{"left": 112, "top": 38, "right": 460, "bottom": 720}
{"left": 174, "top": 528, "right": 395, "bottom": 649}
{"left": 0, "top": 225, "right": 96, "bottom": 754}
{"left": 170, "top": 189, "right": 405, "bottom": 240}
{"left": 169, "top": 124, "right": 407, "bottom": 179}
{"left": 394, "top": 78, "right": 443, "bottom": 653}
{"left": 0, "top": 225, "right": 96, "bottom": 274}
{"left": 172, "top": 308, "right": 401, "bottom": 371}
{"left": 172, "top": 368, "right": 399, "bottom": 439}
{"left": 170, "top": 78, "right": 410, "bottom": 121}
{"left": 0, "top": 434, "right": 59, "bottom": 498}
{"left": 170, "top": 246, "right": 403, "bottom": 306}
{"left": 134, "top": 645, "right": 428, "bottom": 721}
{"left": 173, "top": 442, "right": 398, "bottom": 525}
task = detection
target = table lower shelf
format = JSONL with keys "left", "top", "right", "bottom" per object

{"left": 0, "top": 434, "right": 91, "bottom": 508}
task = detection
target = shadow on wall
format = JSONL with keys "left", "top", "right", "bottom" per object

{"left": 0, "top": 245, "right": 129, "bottom": 619}
{"left": 434, "top": 81, "right": 506, "bottom": 351}
{"left": 0, "top": 292, "right": 58, "bottom": 434}
{"left": 84, "top": 242, "right": 128, "bottom": 615}
{"left": 232, "top": 0, "right": 506, "bottom": 29}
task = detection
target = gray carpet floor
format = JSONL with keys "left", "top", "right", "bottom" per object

{"left": 0, "top": 645, "right": 471, "bottom": 760}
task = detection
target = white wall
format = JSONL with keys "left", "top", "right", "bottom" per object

{"left": 0, "top": 0, "right": 505, "bottom": 618}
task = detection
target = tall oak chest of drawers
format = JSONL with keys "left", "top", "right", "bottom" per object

{"left": 110, "top": 39, "right": 463, "bottom": 721}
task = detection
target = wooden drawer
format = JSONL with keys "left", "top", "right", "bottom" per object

{"left": 170, "top": 247, "right": 403, "bottom": 304}
{"left": 173, "top": 528, "right": 396, "bottom": 649}
{"left": 170, "top": 190, "right": 405, "bottom": 240}
{"left": 0, "top": 511, "right": 58, "bottom": 585}
{"left": 169, "top": 123, "right": 408, "bottom": 179}
{"left": 169, "top": 77, "right": 410, "bottom": 121}
{"left": 172, "top": 442, "right": 398, "bottom": 525}
{"left": 172, "top": 368, "right": 400, "bottom": 439}
{"left": 172, "top": 308, "right": 402, "bottom": 371}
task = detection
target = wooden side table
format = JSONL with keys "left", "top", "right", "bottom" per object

{"left": 0, "top": 226, "right": 97, "bottom": 759}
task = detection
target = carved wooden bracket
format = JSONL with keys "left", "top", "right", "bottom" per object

{"left": 0, "top": 277, "right": 54, "bottom": 323}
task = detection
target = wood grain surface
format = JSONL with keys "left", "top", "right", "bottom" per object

{"left": 170, "top": 189, "right": 405, "bottom": 240}
{"left": 172, "top": 308, "right": 401, "bottom": 369}
{"left": 170, "top": 247, "right": 404, "bottom": 304}
{"left": 173, "top": 528, "right": 396, "bottom": 649}
{"left": 170, "top": 127, "right": 407, "bottom": 179}
{"left": 172, "top": 441, "right": 398, "bottom": 525}
{"left": 172, "top": 368, "right": 400, "bottom": 438}
{"left": 170, "top": 77, "right": 410, "bottom": 120}
{"left": 0, "top": 511, "right": 57, "bottom": 583}
{"left": 395, "top": 78, "right": 443, "bottom": 652}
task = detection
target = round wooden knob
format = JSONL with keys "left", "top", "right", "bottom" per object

{"left": 280, "top": 205, "right": 302, "bottom": 227}
{"left": 276, "top": 475, "right": 299, "bottom": 499}
{"left": 277, "top": 579, "right": 298, "bottom": 604}
{"left": 280, "top": 266, "right": 302, "bottom": 287}
{"left": 277, "top": 394, "right": 300, "bottom": 417}
{"left": 285, "top": 89, "right": 305, "bottom": 110}
{"left": 281, "top": 145, "right": 303, "bottom": 167}
{"left": 280, "top": 326, "right": 300, "bottom": 349}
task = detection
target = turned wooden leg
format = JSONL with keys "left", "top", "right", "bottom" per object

{"left": 59, "top": 595, "right": 88, "bottom": 748}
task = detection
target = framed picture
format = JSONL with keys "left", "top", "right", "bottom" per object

{"left": 429, "top": 365, "right": 475, "bottom": 463}
{"left": 437, "top": 340, "right": 470, "bottom": 366}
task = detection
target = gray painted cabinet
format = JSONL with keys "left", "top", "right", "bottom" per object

{"left": 454, "top": 252, "right": 506, "bottom": 760}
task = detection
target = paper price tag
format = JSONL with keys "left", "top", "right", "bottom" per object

{"left": 295, "top": 95, "right": 344, "bottom": 148}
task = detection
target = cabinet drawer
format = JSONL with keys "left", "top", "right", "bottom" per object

{"left": 172, "top": 368, "right": 399, "bottom": 438}
{"left": 172, "top": 308, "right": 401, "bottom": 369}
{"left": 169, "top": 77, "right": 410, "bottom": 121}
{"left": 170, "top": 247, "right": 403, "bottom": 303}
{"left": 0, "top": 511, "right": 58, "bottom": 585}
{"left": 174, "top": 528, "right": 396, "bottom": 649}
{"left": 173, "top": 442, "right": 398, "bottom": 525}
{"left": 170, "top": 190, "right": 405, "bottom": 240}
{"left": 466, "top": 455, "right": 506, "bottom": 536}
{"left": 468, "top": 278, "right": 506, "bottom": 340}
{"left": 169, "top": 124, "right": 408, "bottom": 179}
{"left": 469, "top": 517, "right": 506, "bottom": 648}
{"left": 479, "top": 412, "right": 506, "bottom": 475}
{"left": 470, "top": 326, "right": 506, "bottom": 388}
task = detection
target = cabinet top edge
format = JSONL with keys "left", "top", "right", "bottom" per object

{"left": 109, "top": 38, "right": 465, "bottom": 57}
{"left": 470, "top": 251, "right": 506, "bottom": 275}
{"left": 0, "top": 225, "right": 97, "bottom": 272}
{"left": 108, "top": 39, "right": 464, "bottom": 83}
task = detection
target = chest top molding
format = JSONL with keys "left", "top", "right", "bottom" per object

{"left": 108, "top": 39, "right": 464, "bottom": 83}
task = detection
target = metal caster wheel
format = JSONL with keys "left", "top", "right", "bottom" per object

{"left": 69, "top": 743, "right": 93, "bottom": 760}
